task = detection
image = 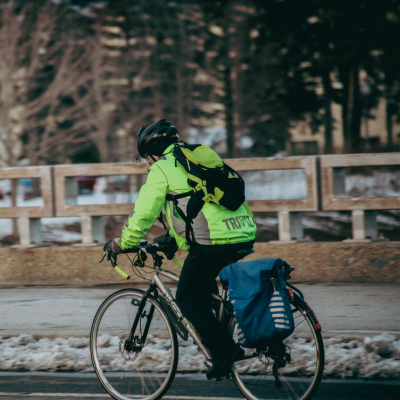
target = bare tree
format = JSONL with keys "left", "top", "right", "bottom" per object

{"left": 0, "top": 1, "right": 25, "bottom": 168}
{"left": 0, "top": 1, "right": 98, "bottom": 167}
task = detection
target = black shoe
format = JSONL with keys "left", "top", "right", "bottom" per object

{"left": 206, "top": 345, "right": 245, "bottom": 381}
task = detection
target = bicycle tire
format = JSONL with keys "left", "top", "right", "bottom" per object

{"left": 229, "top": 296, "right": 324, "bottom": 400}
{"left": 90, "top": 288, "right": 178, "bottom": 400}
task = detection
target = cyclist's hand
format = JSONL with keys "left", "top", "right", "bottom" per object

{"left": 154, "top": 232, "right": 172, "bottom": 245}
{"left": 103, "top": 238, "right": 123, "bottom": 262}
{"left": 154, "top": 233, "right": 178, "bottom": 260}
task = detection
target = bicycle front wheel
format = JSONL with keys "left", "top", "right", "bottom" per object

{"left": 230, "top": 299, "right": 324, "bottom": 400}
{"left": 90, "top": 289, "right": 178, "bottom": 400}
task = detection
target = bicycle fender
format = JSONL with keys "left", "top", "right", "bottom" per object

{"left": 158, "top": 295, "right": 189, "bottom": 341}
{"left": 292, "top": 293, "right": 322, "bottom": 332}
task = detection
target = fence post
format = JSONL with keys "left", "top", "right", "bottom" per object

{"left": 18, "top": 217, "right": 43, "bottom": 246}
{"left": 81, "top": 215, "right": 105, "bottom": 245}
{"left": 277, "top": 211, "right": 304, "bottom": 242}
{"left": 351, "top": 210, "right": 378, "bottom": 241}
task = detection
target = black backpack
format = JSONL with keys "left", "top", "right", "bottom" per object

{"left": 163, "top": 144, "right": 245, "bottom": 245}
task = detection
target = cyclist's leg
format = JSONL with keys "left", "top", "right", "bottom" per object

{"left": 176, "top": 242, "right": 252, "bottom": 375}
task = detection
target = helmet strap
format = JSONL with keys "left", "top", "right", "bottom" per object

{"left": 147, "top": 154, "right": 157, "bottom": 164}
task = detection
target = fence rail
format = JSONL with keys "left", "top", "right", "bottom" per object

{"left": 1, "top": 153, "right": 399, "bottom": 246}
{"left": 228, "top": 156, "right": 318, "bottom": 213}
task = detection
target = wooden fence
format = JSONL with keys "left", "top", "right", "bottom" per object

{"left": 0, "top": 153, "right": 399, "bottom": 246}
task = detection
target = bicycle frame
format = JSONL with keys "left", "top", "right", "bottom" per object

{"left": 94, "top": 249, "right": 325, "bottom": 400}
{"left": 128, "top": 266, "right": 226, "bottom": 363}
{"left": 110, "top": 248, "right": 321, "bottom": 367}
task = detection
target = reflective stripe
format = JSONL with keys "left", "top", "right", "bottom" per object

{"left": 168, "top": 197, "right": 186, "bottom": 236}
{"left": 270, "top": 307, "right": 286, "bottom": 312}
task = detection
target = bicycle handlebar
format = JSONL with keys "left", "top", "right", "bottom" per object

{"left": 100, "top": 242, "right": 182, "bottom": 280}
{"left": 113, "top": 262, "right": 131, "bottom": 280}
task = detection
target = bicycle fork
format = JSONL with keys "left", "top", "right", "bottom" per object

{"left": 125, "top": 275, "right": 213, "bottom": 363}
{"left": 125, "top": 285, "right": 158, "bottom": 353}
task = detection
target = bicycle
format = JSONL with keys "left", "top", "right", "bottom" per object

{"left": 90, "top": 241, "right": 325, "bottom": 400}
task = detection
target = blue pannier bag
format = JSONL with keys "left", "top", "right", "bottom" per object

{"left": 219, "top": 258, "right": 295, "bottom": 348}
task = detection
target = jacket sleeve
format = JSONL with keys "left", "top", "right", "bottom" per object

{"left": 120, "top": 164, "right": 168, "bottom": 249}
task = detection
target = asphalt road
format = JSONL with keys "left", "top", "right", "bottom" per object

{"left": 1, "top": 284, "right": 399, "bottom": 399}
{"left": 1, "top": 284, "right": 400, "bottom": 338}
{"left": 0, "top": 372, "right": 399, "bottom": 400}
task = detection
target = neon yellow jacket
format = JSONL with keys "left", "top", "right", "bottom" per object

{"left": 120, "top": 144, "right": 256, "bottom": 251}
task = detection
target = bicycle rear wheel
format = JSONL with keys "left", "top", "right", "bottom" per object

{"left": 90, "top": 288, "right": 178, "bottom": 400}
{"left": 230, "top": 299, "right": 324, "bottom": 400}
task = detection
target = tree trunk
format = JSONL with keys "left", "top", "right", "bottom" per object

{"left": 92, "top": 26, "right": 110, "bottom": 164}
{"left": 385, "top": 87, "right": 394, "bottom": 151}
{"left": 342, "top": 30, "right": 362, "bottom": 154}
{"left": 342, "top": 62, "right": 362, "bottom": 153}
{"left": 230, "top": 23, "right": 244, "bottom": 158}
{"left": 11, "top": 179, "right": 18, "bottom": 236}
{"left": 221, "top": 13, "right": 237, "bottom": 158}
{"left": 223, "top": 62, "right": 236, "bottom": 158}
{"left": 175, "top": 22, "right": 186, "bottom": 141}
{"left": 322, "top": 72, "right": 334, "bottom": 154}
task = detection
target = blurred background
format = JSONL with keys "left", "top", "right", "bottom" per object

{"left": 0, "top": 0, "right": 400, "bottom": 245}
{"left": 0, "top": 2, "right": 400, "bottom": 395}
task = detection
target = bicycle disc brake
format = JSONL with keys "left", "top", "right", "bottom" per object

{"left": 119, "top": 334, "right": 141, "bottom": 362}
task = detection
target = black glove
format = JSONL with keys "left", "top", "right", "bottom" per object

{"left": 103, "top": 238, "right": 123, "bottom": 262}
{"left": 154, "top": 233, "right": 178, "bottom": 260}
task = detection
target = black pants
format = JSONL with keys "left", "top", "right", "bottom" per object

{"left": 176, "top": 241, "right": 254, "bottom": 360}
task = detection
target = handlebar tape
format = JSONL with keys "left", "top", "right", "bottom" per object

{"left": 114, "top": 265, "right": 130, "bottom": 280}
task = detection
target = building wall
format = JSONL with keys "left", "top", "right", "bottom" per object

{"left": 289, "top": 98, "right": 400, "bottom": 154}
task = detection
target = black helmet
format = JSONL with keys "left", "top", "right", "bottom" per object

{"left": 137, "top": 119, "right": 179, "bottom": 158}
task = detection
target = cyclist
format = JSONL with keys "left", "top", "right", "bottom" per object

{"left": 104, "top": 119, "right": 257, "bottom": 380}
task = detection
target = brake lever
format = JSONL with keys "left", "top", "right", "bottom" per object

{"left": 99, "top": 252, "right": 107, "bottom": 263}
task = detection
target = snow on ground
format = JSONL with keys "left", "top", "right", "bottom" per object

{"left": 0, "top": 332, "right": 399, "bottom": 379}
{"left": 346, "top": 172, "right": 400, "bottom": 198}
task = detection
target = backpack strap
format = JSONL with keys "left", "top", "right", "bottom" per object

{"left": 158, "top": 212, "right": 169, "bottom": 232}
{"left": 166, "top": 143, "right": 210, "bottom": 246}
{"left": 166, "top": 190, "right": 195, "bottom": 201}
{"left": 166, "top": 193, "right": 196, "bottom": 245}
